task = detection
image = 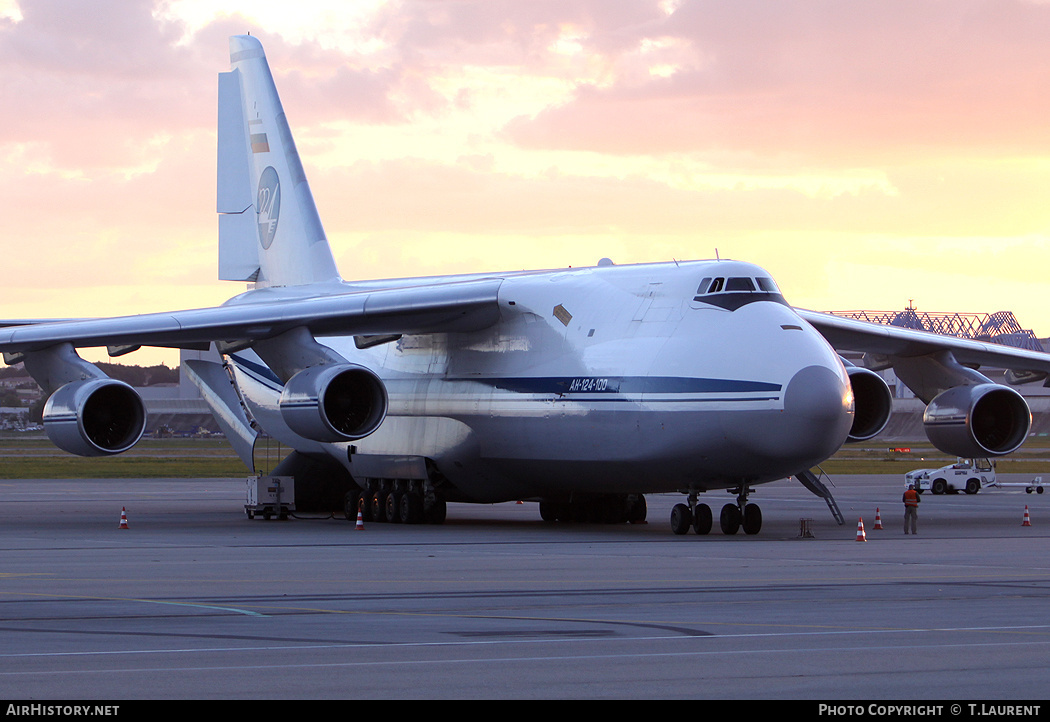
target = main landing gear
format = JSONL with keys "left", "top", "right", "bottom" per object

{"left": 344, "top": 479, "right": 447, "bottom": 525}
{"left": 539, "top": 494, "right": 647, "bottom": 525}
{"left": 670, "top": 486, "right": 762, "bottom": 536}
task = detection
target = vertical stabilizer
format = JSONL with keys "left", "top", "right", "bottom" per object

{"left": 217, "top": 35, "right": 341, "bottom": 287}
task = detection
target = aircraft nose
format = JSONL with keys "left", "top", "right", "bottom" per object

{"left": 784, "top": 364, "right": 852, "bottom": 427}
{"left": 776, "top": 364, "right": 854, "bottom": 464}
{"left": 726, "top": 363, "right": 853, "bottom": 474}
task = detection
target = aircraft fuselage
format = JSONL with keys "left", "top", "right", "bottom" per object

{"left": 228, "top": 259, "right": 854, "bottom": 502}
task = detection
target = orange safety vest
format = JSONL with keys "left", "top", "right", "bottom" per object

{"left": 904, "top": 489, "right": 920, "bottom": 507}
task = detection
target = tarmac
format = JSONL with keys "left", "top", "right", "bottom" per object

{"left": 0, "top": 473, "right": 1048, "bottom": 700}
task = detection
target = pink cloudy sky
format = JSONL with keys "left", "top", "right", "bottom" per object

{"left": 2, "top": 0, "right": 1050, "bottom": 367}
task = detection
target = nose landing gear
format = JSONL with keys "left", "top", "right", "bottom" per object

{"left": 670, "top": 489, "right": 712, "bottom": 535}
{"left": 720, "top": 485, "right": 762, "bottom": 535}
{"left": 671, "top": 485, "right": 762, "bottom": 536}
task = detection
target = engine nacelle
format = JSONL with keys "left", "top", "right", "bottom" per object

{"left": 846, "top": 367, "right": 892, "bottom": 442}
{"left": 279, "top": 364, "right": 388, "bottom": 442}
{"left": 924, "top": 383, "right": 1031, "bottom": 458}
{"left": 42, "top": 379, "right": 147, "bottom": 457}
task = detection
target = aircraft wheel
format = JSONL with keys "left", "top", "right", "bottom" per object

{"left": 400, "top": 492, "right": 424, "bottom": 524}
{"left": 720, "top": 504, "right": 741, "bottom": 535}
{"left": 602, "top": 496, "right": 630, "bottom": 524}
{"left": 627, "top": 495, "right": 647, "bottom": 524}
{"left": 386, "top": 492, "right": 402, "bottom": 523}
{"left": 569, "top": 502, "right": 589, "bottom": 523}
{"left": 360, "top": 493, "right": 375, "bottom": 522}
{"left": 343, "top": 490, "right": 360, "bottom": 520}
{"left": 539, "top": 501, "right": 559, "bottom": 522}
{"left": 586, "top": 500, "right": 604, "bottom": 523}
{"left": 425, "top": 498, "right": 447, "bottom": 524}
{"left": 693, "top": 503, "right": 712, "bottom": 535}
{"left": 670, "top": 504, "right": 692, "bottom": 535}
{"left": 371, "top": 491, "right": 388, "bottom": 522}
{"left": 743, "top": 503, "right": 762, "bottom": 535}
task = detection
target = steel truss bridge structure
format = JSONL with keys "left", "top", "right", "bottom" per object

{"left": 828, "top": 304, "right": 1044, "bottom": 352}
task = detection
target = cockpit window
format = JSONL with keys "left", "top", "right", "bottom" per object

{"left": 725, "top": 277, "right": 756, "bottom": 292}
{"left": 692, "top": 273, "right": 789, "bottom": 310}
{"left": 696, "top": 277, "right": 768, "bottom": 295}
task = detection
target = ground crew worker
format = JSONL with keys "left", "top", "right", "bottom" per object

{"left": 903, "top": 483, "right": 920, "bottom": 534}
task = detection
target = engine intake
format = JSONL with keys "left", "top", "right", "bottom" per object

{"left": 846, "top": 367, "right": 892, "bottom": 442}
{"left": 42, "top": 379, "right": 147, "bottom": 456}
{"left": 924, "top": 383, "right": 1031, "bottom": 458}
{"left": 279, "top": 364, "right": 388, "bottom": 442}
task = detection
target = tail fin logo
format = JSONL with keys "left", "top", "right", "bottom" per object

{"left": 257, "top": 166, "right": 281, "bottom": 249}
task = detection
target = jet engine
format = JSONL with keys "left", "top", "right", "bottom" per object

{"left": 845, "top": 367, "right": 892, "bottom": 442}
{"left": 923, "top": 383, "right": 1031, "bottom": 458}
{"left": 279, "top": 363, "right": 388, "bottom": 442}
{"left": 42, "top": 378, "right": 147, "bottom": 456}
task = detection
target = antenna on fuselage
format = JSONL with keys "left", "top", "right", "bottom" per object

{"left": 715, "top": 248, "right": 720, "bottom": 260}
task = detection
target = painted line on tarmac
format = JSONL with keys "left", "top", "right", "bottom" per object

{"left": 2, "top": 637, "right": 1050, "bottom": 678}
{"left": 0, "top": 622, "right": 1049, "bottom": 663}
{"left": 3, "top": 591, "right": 266, "bottom": 617}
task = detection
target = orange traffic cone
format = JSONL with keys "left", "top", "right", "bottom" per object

{"left": 873, "top": 508, "right": 883, "bottom": 530}
{"left": 1022, "top": 505, "right": 1032, "bottom": 527}
{"left": 355, "top": 499, "right": 365, "bottom": 530}
{"left": 118, "top": 507, "right": 129, "bottom": 529}
{"left": 855, "top": 517, "right": 866, "bottom": 542}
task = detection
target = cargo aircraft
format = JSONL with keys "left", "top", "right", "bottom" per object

{"left": 3, "top": 36, "right": 1049, "bottom": 535}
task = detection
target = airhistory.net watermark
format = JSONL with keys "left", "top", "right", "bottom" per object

{"left": 5, "top": 706, "right": 119, "bottom": 717}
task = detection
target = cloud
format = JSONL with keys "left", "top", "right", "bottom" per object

{"left": 505, "top": 0, "right": 1050, "bottom": 165}
{"left": 0, "top": 2, "right": 415, "bottom": 172}
{"left": 1, "top": 0, "right": 1049, "bottom": 357}
{"left": 0, "top": 0, "right": 213, "bottom": 172}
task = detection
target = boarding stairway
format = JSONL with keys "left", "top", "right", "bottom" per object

{"left": 795, "top": 468, "right": 845, "bottom": 526}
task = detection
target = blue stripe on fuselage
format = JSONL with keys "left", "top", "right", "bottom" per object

{"left": 227, "top": 352, "right": 781, "bottom": 400}
{"left": 468, "top": 376, "right": 780, "bottom": 395}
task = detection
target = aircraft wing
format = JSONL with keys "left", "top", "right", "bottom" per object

{"left": 796, "top": 308, "right": 1050, "bottom": 376}
{"left": 0, "top": 278, "right": 503, "bottom": 356}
